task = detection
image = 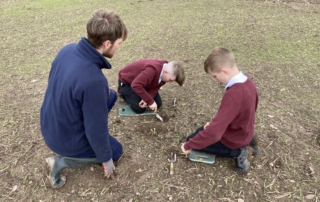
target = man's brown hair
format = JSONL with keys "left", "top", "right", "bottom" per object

{"left": 204, "top": 47, "right": 235, "bottom": 73}
{"left": 171, "top": 61, "right": 185, "bottom": 86}
{"left": 87, "top": 9, "right": 128, "bottom": 48}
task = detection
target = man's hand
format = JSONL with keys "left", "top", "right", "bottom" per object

{"left": 204, "top": 122, "right": 210, "bottom": 129}
{"left": 181, "top": 143, "right": 190, "bottom": 155}
{"left": 102, "top": 159, "right": 116, "bottom": 179}
{"left": 149, "top": 102, "right": 158, "bottom": 112}
{"left": 139, "top": 100, "right": 147, "bottom": 108}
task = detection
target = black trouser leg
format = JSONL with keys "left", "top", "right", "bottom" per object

{"left": 186, "top": 126, "right": 240, "bottom": 157}
{"left": 118, "top": 80, "right": 162, "bottom": 114}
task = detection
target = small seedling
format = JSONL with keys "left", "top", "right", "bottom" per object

{"left": 150, "top": 128, "right": 157, "bottom": 135}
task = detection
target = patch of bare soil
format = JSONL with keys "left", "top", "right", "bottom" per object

{"left": 1, "top": 0, "right": 320, "bottom": 201}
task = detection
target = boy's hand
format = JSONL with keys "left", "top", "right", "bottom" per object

{"left": 139, "top": 100, "right": 147, "bottom": 108}
{"left": 204, "top": 122, "right": 210, "bottom": 129}
{"left": 149, "top": 102, "right": 158, "bottom": 112}
{"left": 181, "top": 143, "right": 190, "bottom": 155}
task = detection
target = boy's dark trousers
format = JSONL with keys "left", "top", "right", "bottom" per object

{"left": 186, "top": 127, "right": 241, "bottom": 157}
{"left": 118, "top": 80, "right": 162, "bottom": 113}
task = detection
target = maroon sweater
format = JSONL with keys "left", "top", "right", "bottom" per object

{"left": 184, "top": 78, "right": 259, "bottom": 150}
{"left": 119, "top": 59, "right": 168, "bottom": 105}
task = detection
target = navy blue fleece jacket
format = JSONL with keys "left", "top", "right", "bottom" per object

{"left": 40, "top": 37, "right": 113, "bottom": 163}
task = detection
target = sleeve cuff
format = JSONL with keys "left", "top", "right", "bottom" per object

{"left": 146, "top": 99, "right": 154, "bottom": 106}
{"left": 184, "top": 142, "right": 192, "bottom": 150}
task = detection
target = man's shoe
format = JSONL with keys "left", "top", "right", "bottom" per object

{"left": 234, "top": 147, "right": 250, "bottom": 174}
{"left": 43, "top": 157, "right": 66, "bottom": 188}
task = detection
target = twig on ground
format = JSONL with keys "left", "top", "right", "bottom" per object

{"left": 1, "top": 185, "right": 18, "bottom": 202}
{"left": 274, "top": 192, "right": 292, "bottom": 199}
{"left": 41, "top": 177, "right": 47, "bottom": 188}
{"left": 0, "top": 166, "right": 9, "bottom": 173}
{"left": 266, "top": 178, "right": 276, "bottom": 189}
{"left": 79, "top": 188, "right": 91, "bottom": 197}
{"left": 183, "top": 167, "right": 199, "bottom": 173}
{"left": 0, "top": 144, "right": 9, "bottom": 147}
{"left": 0, "top": 195, "right": 16, "bottom": 202}
{"left": 267, "top": 140, "right": 273, "bottom": 148}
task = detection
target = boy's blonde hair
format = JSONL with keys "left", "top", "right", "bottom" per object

{"left": 204, "top": 47, "right": 236, "bottom": 73}
{"left": 170, "top": 61, "right": 185, "bottom": 86}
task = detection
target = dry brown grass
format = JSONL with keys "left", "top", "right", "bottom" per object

{"left": 1, "top": 0, "right": 320, "bottom": 201}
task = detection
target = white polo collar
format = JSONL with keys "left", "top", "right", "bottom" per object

{"left": 225, "top": 71, "right": 247, "bottom": 89}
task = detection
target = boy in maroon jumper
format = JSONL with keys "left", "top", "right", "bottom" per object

{"left": 181, "top": 47, "right": 259, "bottom": 174}
{"left": 118, "top": 59, "right": 185, "bottom": 113}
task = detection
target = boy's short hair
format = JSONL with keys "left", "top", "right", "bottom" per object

{"left": 87, "top": 9, "right": 128, "bottom": 48}
{"left": 204, "top": 47, "right": 236, "bottom": 73}
{"left": 171, "top": 61, "right": 185, "bottom": 86}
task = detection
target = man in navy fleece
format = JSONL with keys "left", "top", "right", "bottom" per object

{"left": 40, "top": 9, "right": 127, "bottom": 188}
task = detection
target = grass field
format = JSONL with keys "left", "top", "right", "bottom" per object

{"left": 1, "top": 0, "right": 320, "bottom": 201}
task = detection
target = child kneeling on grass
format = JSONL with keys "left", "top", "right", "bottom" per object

{"left": 181, "top": 47, "right": 259, "bottom": 174}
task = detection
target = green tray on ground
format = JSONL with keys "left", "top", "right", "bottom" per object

{"left": 189, "top": 150, "right": 215, "bottom": 164}
{"left": 118, "top": 104, "right": 156, "bottom": 116}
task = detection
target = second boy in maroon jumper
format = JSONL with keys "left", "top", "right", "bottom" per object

{"left": 118, "top": 59, "right": 185, "bottom": 113}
